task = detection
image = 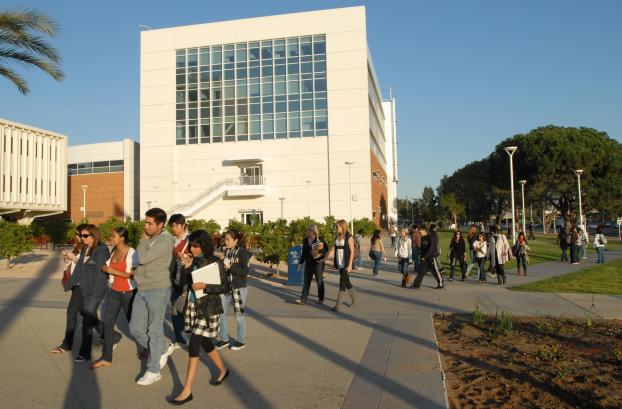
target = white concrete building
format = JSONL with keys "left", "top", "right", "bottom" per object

{"left": 0, "top": 118, "right": 67, "bottom": 224}
{"left": 140, "top": 6, "right": 397, "bottom": 228}
{"left": 383, "top": 98, "right": 398, "bottom": 224}
{"left": 67, "top": 139, "right": 140, "bottom": 223}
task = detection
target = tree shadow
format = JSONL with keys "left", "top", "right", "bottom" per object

{"left": 3, "top": 252, "right": 47, "bottom": 266}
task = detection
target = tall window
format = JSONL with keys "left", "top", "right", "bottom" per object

{"left": 175, "top": 34, "right": 328, "bottom": 145}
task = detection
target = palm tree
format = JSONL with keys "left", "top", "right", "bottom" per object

{"left": 0, "top": 8, "right": 64, "bottom": 94}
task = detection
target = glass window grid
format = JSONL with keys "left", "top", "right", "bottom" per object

{"left": 67, "top": 160, "right": 124, "bottom": 175}
{"left": 175, "top": 34, "right": 327, "bottom": 145}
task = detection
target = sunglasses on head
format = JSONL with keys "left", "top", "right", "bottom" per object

{"left": 80, "top": 234, "right": 92, "bottom": 239}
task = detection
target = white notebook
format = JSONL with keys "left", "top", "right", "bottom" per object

{"left": 191, "top": 262, "right": 221, "bottom": 298}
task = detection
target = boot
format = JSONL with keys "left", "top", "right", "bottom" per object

{"left": 400, "top": 277, "right": 406, "bottom": 287}
{"left": 332, "top": 291, "right": 345, "bottom": 312}
{"left": 347, "top": 288, "right": 357, "bottom": 306}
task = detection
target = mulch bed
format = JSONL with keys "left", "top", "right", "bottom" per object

{"left": 433, "top": 313, "right": 622, "bottom": 409}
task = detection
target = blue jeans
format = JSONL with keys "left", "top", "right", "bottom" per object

{"left": 596, "top": 247, "right": 605, "bottom": 263}
{"left": 129, "top": 287, "right": 171, "bottom": 374}
{"left": 412, "top": 246, "right": 420, "bottom": 273}
{"left": 219, "top": 287, "right": 248, "bottom": 344}
{"left": 170, "top": 285, "right": 186, "bottom": 344}
{"left": 371, "top": 250, "right": 382, "bottom": 275}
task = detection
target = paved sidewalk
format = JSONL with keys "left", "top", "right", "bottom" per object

{"left": 0, "top": 246, "right": 620, "bottom": 409}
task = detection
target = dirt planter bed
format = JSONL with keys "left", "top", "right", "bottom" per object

{"left": 433, "top": 313, "right": 622, "bottom": 409}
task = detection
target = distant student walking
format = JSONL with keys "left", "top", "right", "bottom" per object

{"left": 412, "top": 225, "right": 444, "bottom": 289}
{"left": 594, "top": 227, "right": 607, "bottom": 263}
{"left": 473, "top": 232, "right": 488, "bottom": 283}
{"left": 489, "top": 227, "right": 510, "bottom": 285}
{"left": 296, "top": 225, "right": 327, "bottom": 305}
{"left": 514, "top": 232, "right": 530, "bottom": 276}
{"left": 369, "top": 230, "right": 386, "bottom": 278}
{"left": 327, "top": 220, "right": 357, "bottom": 311}
{"left": 448, "top": 230, "right": 467, "bottom": 281}
{"left": 388, "top": 223, "right": 398, "bottom": 249}
{"left": 395, "top": 228, "right": 412, "bottom": 287}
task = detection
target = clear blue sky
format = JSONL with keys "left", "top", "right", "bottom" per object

{"left": 1, "top": 0, "right": 621, "bottom": 198}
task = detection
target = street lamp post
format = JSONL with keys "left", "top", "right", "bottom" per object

{"left": 504, "top": 146, "right": 518, "bottom": 244}
{"left": 345, "top": 161, "right": 355, "bottom": 233}
{"left": 278, "top": 197, "right": 285, "bottom": 219}
{"left": 81, "top": 185, "right": 88, "bottom": 221}
{"left": 519, "top": 180, "right": 527, "bottom": 236}
{"left": 305, "top": 180, "right": 312, "bottom": 217}
{"left": 574, "top": 170, "right": 584, "bottom": 228}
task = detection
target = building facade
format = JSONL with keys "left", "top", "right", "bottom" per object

{"left": 382, "top": 98, "right": 398, "bottom": 224}
{"left": 140, "top": 6, "right": 397, "bottom": 228}
{"left": 0, "top": 118, "right": 67, "bottom": 224}
{"left": 66, "top": 139, "right": 139, "bottom": 224}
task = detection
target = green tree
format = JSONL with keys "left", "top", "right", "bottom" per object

{"left": 187, "top": 219, "right": 221, "bottom": 234}
{"left": 256, "top": 219, "right": 289, "bottom": 274}
{"left": 439, "top": 193, "right": 465, "bottom": 227}
{"left": 0, "top": 220, "right": 33, "bottom": 268}
{"left": 288, "top": 217, "right": 319, "bottom": 246}
{"left": 0, "top": 8, "right": 64, "bottom": 94}
{"left": 317, "top": 215, "right": 337, "bottom": 247}
{"left": 43, "top": 219, "right": 75, "bottom": 246}
{"left": 421, "top": 186, "right": 439, "bottom": 223}
{"left": 492, "top": 126, "right": 622, "bottom": 224}
{"left": 99, "top": 216, "right": 125, "bottom": 242}
{"left": 352, "top": 218, "right": 377, "bottom": 236}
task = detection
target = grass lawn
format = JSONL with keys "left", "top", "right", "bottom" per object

{"left": 509, "top": 257, "right": 622, "bottom": 295}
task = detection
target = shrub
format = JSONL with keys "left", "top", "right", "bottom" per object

{"left": 256, "top": 219, "right": 289, "bottom": 269}
{"left": 187, "top": 219, "right": 221, "bottom": 234}
{"left": 353, "top": 218, "right": 377, "bottom": 237}
{"left": 99, "top": 216, "right": 125, "bottom": 242}
{"left": 0, "top": 220, "right": 34, "bottom": 268}
{"left": 43, "top": 219, "right": 76, "bottom": 245}
{"left": 318, "top": 215, "right": 337, "bottom": 248}
{"left": 124, "top": 220, "right": 145, "bottom": 248}
{"left": 288, "top": 217, "right": 320, "bottom": 245}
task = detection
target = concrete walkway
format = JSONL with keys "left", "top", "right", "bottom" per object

{"left": 0, "top": 246, "right": 620, "bottom": 409}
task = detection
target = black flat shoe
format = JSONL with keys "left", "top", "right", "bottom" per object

{"left": 169, "top": 394, "right": 193, "bottom": 405}
{"left": 210, "top": 369, "right": 230, "bottom": 386}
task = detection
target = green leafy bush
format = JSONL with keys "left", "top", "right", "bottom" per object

{"left": 352, "top": 218, "right": 377, "bottom": 237}
{"left": 0, "top": 220, "right": 34, "bottom": 268}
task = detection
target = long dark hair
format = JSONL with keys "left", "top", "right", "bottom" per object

{"left": 82, "top": 224, "right": 101, "bottom": 257}
{"left": 72, "top": 223, "right": 89, "bottom": 255}
{"left": 187, "top": 230, "right": 214, "bottom": 259}
{"left": 224, "top": 228, "right": 245, "bottom": 248}
{"left": 111, "top": 226, "right": 129, "bottom": 255}
{"left": 371, "top": 229, "right": 381, "bottom": 245}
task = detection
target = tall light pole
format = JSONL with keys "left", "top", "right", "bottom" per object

{"left": 519, "top": 180, "right": 527, "bottom": 236}
{"left": 81, "top": 185, "right": 88, "bottom": 221}
{"left": 574, "top": 169, "right": 584, "bottom": 227}
{"left": 504, "top": 146, "right": 518, "bottom": 244}
{"left": 345, "top": 161, "right": 355, "bottom": 233}
{"left": 305, "top": 180, "right": 312, "bottom": 217}
{"left": 278, "top": 197, "right": 285, "bottom": 219}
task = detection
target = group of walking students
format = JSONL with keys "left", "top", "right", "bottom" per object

{"left": 389, "top": 223, "right": 531, "bottom": 287}
{"left": 50, "top": 208, "right": 248, "bottom": 405}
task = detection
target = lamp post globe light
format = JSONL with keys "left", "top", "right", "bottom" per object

{"left": 504, "top": 146, "right": 518, "bottom": 244}
{"left": 345, "top": 161, "right": 355, "bottom": 233}
{"left": 574, "top": 169, "right": 584, "bottom": 227}
{"left": 519, "top": 180, "right": 527, "bottom": 237}
{"left": 80, "top": 185, "right": 88, "bottom": 221}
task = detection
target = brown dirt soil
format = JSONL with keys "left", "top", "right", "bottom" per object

{"left": 433, "top": 313, "right": 622, "bottom": 409}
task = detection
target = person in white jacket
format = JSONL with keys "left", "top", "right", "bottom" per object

{"left": 472, "top": 232, "right": 488, "bottom": 283}
{"left": 593, "top": 227, "right": 607, "bottom": 263}
{"left": 395, "top": 228, "right": 412, "bottom": 287}
{"left": 489, "top": 226, "right": 511, "bottom": 285}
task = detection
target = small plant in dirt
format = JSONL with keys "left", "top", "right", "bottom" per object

{"left": 472, "top": 303, "right": 482, "bottom": 326}
{"left": 612, "top": 348, "right": 622, "bottom": 364}
{"left": 538, "top": 344, "right": 560, "bottom": 361}
{"left": 585, "top": 296, "right": 596, "bottom": 331}
{"left": 554, "top": 363, "right": 569, "bottom": 380}
{"left": 499, "top": 312, "right": 513, "bottom": 336}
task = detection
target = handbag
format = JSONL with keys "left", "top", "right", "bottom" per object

{"left": 61, "top": 263, "right": 72, "bottom": 288}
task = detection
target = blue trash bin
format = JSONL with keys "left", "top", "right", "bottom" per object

{"left": 287, "top": 245, "right": 303, "bottom": 285}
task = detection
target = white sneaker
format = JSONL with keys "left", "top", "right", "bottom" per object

{"left": 159, "top": 342, "right": 175, "bottom": 369}
{"left": 136, "top": 371, "right": 161, "bottom": 386}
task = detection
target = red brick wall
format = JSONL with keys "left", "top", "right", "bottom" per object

{"left": 66, "top": 173, "right": 124, "bottom": 224}
{"left": 370, "top": 150, "right": 388, "bottom": 229}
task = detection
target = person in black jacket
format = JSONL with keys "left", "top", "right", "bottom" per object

{"left": 170, "top": 230, "right": 230, "bottom": 405}
{"left": 448, "top": 230, "right": 467, "bottom": 281}
{"left": 412, "top": 225, "right": 444, "bottom": 289}
{"left": 296, "top": 225, "right": 328, "bottom": 305}
{"left": 215, "top": 229, "right": 251, "bottom": 351}
{"left": 64, "top": 224, "right": 111, "bottom": 363}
